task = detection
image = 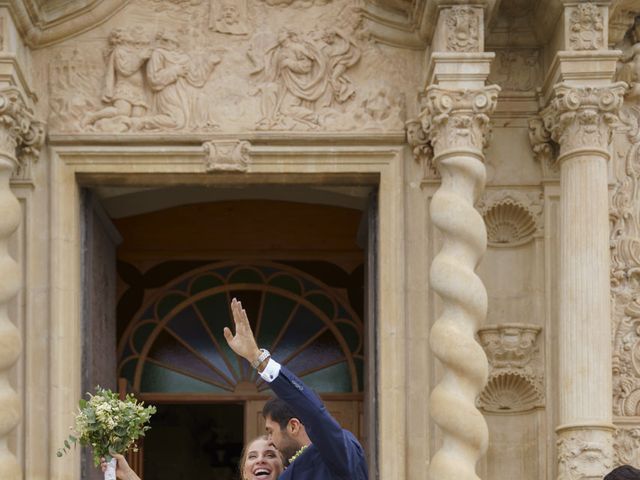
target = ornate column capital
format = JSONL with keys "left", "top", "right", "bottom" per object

{"left": 0, "top": 87, "right": 45, "bottom": 173}
{"left": 530, "top": 82, "right": 627, "bottom": 162}
{"left": 419, "top": 85, "right": 500, "bottom": 158}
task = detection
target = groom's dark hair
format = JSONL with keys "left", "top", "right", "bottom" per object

{"left": 605, "top": 465, "right": 640, "bottom": 480}
{"left": 263, "top": 397, "right": 297, "bottom": 430}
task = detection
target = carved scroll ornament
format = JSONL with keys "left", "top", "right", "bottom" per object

{"left": 420, "top": 85, "right": 500, "bottom": 155}
{"left": 534, "top": 83, "right": 626, "bottom": 158}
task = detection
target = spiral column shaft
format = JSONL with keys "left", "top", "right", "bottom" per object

{"left": 0, "top": 88, "right": 44, "bottom": 480}
{"left": 422, "top": 85, "right": 499, "bottom": 480}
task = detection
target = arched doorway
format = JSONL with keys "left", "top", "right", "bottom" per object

{"left": 110, "top": 198, "right": 368, "bottom": 479}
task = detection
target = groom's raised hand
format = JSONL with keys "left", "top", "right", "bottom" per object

{"left": 223, "top": 298, "right": 262, "bottom": 364}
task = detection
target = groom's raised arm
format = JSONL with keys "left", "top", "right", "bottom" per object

{"left": 223, "top": 298, "right": 362, "bottom": 477}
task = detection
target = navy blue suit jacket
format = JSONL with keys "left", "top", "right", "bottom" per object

{"left": 268, "top": 365, "right": 368, "bottom": 480}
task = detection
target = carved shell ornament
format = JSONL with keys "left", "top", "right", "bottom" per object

{"left": 478, "top": 371, "right": 543, "bottom": 413}
{"left": 483, "top": 201, "right": 537, "bottom": 246}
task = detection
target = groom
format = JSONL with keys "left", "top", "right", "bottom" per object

{"left": 224, "top": 298, "right": 368, "bottom": 479}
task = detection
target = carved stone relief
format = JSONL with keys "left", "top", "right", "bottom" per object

{"left": 405, "top": 118, "right": 436, "bottom": 180}
{"left": 203, "top": 140, "right": 250, "bottom": 172}
{"left": 557, "top": 429, "right": 614, "bottom": 480}
{"left": 489, "top": 49, "right": 541, "bottom": 92}
{"left": 569, "top": 3, "right": 605, "bottom": 51}
{"left": 528, "top": 116, "right": 559, "bottom": 177}
{"left": 209, "top": 0, "right": 249, "bottom": 35}
{"left": 444, "top": 6, "right": 481, "bottom": 52}
{"left": 477, "top": 324, "right": 544, "bottom": 413}
{"left": 613, "top": 426, "right": 640, "bottom": 466}
{"left": 45, "top": 0, "right": 410, "bottom": 134}
{"left": 258, "top": 0, "right": 333, "bottom": 6}
{"left": 476, "top": 190, "right": 543, "bottom": 247}
{"left": 616, "top": 17, "right": 640, "bottom": 101}
{"left": 610, "top": 98, "right": 640, "bottom": 417}
{"left": 247, "top": 22, "right": 362, "bottom": 130}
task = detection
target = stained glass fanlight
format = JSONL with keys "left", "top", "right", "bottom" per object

{"left": 117, "top": 262, "right": 364, "bottom": 394}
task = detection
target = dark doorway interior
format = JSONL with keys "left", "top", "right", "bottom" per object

{"left": 143, "top": 404, "right": 244, "bottom": 480}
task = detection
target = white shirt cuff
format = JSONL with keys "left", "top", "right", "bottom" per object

{"left": 259, "top": 358, "right": 281, "bottom": 383}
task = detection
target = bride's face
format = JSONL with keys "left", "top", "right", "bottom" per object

{"left": 243, "top": 438, "right": 283, "bottom": 480}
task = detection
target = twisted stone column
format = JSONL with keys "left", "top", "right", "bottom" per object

{"left": 421, "top": 85, "right": 499, "bottom": 480}
{"left": 539, "top": 82, "right": 626, "bottom": 480}
{"left": 0, "top": 87, "right": 43, "bottom": 480}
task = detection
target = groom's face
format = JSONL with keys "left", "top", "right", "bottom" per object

{"left": 264, "top": 416, "right": 300, "bottom": 461}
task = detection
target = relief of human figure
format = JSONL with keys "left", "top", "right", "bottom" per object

{"left": 82, "top": 27, "right": 152, "bottom": 131}
{"left": 618, "top": 18, "right": 640, "bottom": 101}
{"left": 135, "top": 30, "right": 221, "bottom": 130}
{"left": 322, "top": 28, "right": 361, "bottom": 105}
{"left": 251, "top": 29, "right": 330, "bottom": 129}
{"left": 210, "top": 0, "right": 248, "bottom": 35}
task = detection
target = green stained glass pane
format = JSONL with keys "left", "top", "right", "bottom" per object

{"left": 119, "top": 358, "right": 137, "bottom": 386}
{"left": 156, "top": 293, "right": 188, "bottom": 319}
{"left": 141, "top": 362, "right": 227, "bottom": 393}
{"left": 299, "top": 361, "right": 351, "bottom": 393}
{"left": 195, "top": 294, "right": 242, "bottom": 379}
{"left": 190, "top": 273, "right": 224, "bottom": 295}
{"left": 268, "top": 274, "right": 303, "bottom": 295}
{"left": 257, "top": 293, "right": 297, "bottom": 351}
{"left": 336, "top": 322, "right": 361, "bottom": 354}
{"left": 305, "top": 292, "right": 335, "bottom": 319}
{"left": 132, "top": 322, "right": 157, "bottom": 354}
{"left": 229, "top": 268, "right": 264, "bottom": 284}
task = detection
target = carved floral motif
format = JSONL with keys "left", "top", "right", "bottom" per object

{"left": 406, "top": 118, "right": 436, "bottom": 179}
{"left": 557, "top": 429, "right": 614, "bottom": 480}
{"left": 259, "top": 0, "right": 333, "bottom": 6}
{"left": 538, "top": 83, "right": 626, "bottom": 156}
{"left": 419, "top": 85, "right": 500, "bottom": 156}
{"left": 476, "top": 324, "right": 544, "bottom": 412}
{"left": 444, "top": 6, "right": 481, "bottom": 52}
{"left": 569, "top": 3, "right": 605, "bottom": 51}
{"left": 476, "top": 190, "right": 544, "bottom": 246}
{"left": 203, "top": 140, "right": 250, "bottom": 172}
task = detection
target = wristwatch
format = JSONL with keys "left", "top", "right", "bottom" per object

{"left": 251, "top": 348, "right": 270, "bottom": 369}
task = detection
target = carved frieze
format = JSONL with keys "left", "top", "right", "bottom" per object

{"left": 537, "top": 83, "right": 626, "bottom": 157}
{"left": 203, "top": 140, "right": 250, "bottom": 172}
{"left": 419, "top": 85, "right": 500, "bottom": 156}
{"left": 557, "top": 429, "right": 614, "bottom": 480}
{"left": 444, "top": 6, "right": 481, "bottom": 52}
{"left": 46, "top": 1, "right": 408, "bottom": 134}
{"left": 476, "top": 324, "right": 544, "bottom": 413}
{"left": 568, "top": 3, "right": 605, "bottom": 51}
{"left": 476, "top": 190, "right": 543, "bottom": 246}
{"left": 489, "top": 49, "right": 541, "bottom": 92}
{"left": 259, "top": 0, "right": 333, "bottom": 5}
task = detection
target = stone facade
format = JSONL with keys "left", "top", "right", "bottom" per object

{"left": 2, "top": 0, "right": 640, "bottom": 479}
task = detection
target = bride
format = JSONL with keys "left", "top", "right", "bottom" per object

{"left": 101, "top": 435, "right": 284, "bottom": 480}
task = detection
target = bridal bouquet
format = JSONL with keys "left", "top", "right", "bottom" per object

{"left": 57, "top": 387, "right": 156, "bottom": 480}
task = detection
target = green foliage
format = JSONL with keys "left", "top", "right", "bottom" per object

{"left": 57, "top": 386, "right": 156, "bottom": 467}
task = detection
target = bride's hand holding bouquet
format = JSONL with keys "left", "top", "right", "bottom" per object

{"left": 57, "top": 386, "right": 155, "bottom": 480}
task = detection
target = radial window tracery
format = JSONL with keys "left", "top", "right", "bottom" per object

{"left": 117, "top": 262, "right": 364, "bottom": 394}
